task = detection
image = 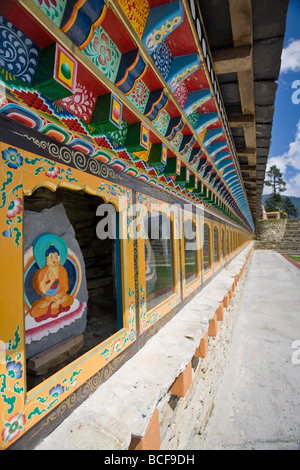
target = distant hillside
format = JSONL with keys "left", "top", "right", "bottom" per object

{"left": 262, "top": 194, "right": 300, "bottom": 217}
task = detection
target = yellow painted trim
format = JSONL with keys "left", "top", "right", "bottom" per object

{"left": 136, "top": 193, "right": 181, "bottom": 333}
{"left": 181, "top": 208, "right": 201, "bottom": 298}
{"left": 0, "top": 142, "right": 136, "bottom": 449}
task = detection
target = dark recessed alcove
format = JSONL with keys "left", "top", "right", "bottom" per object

{"left": 24, "top": 186, "right": 121, "bottom": 389}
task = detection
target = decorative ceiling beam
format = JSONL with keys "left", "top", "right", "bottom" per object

{"left": 237, "top": 148, "right": 256, "bottom": 157}
{"left": 240, "top": 164, "right": 257, "bottom": 171}
{"left": 228, "top": 115, "right": 255, "bottom": 128}
{"left": 228, "top": 0, "right": 257, "bottom": 220}
{"left": 212, "top": 45, "right": 252, "bottom": 74}
{"left": 243, "top": 177, "right": 257, "bottom": 183}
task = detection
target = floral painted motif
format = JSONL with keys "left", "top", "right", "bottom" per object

{"left": 0, "top": 15, "right": 40, "bottom": 85}
{"left": 6, "top": 198, "right": 22, "bottom": 220}
{"left": 119, "top": 0, "right": 150, "bottom": 38}
{"left": 152, "top": 109, "right": 170, "bottom": 137}
{"left": 0, "top": 146, "right": 78, "bottom": 247}
{"left": 82, "top": 26, "right": 121, "bottom": 83}
{"left": 2, "top": 414, "right": 26, "bottom": 444}
{"left": 6, "top": 361, "right": 23, "bottom": 380}
{"left": 173, "top": 82, "right": 188, "bottom": 109}
{"left": 170, "top": 131, "right": 183, "bottom": 151}
{"left": 107, "top": 119, "right": 129, "bottom": 147}
{"left": 57, "top": 81, "right": 97, "bottom": 123}
{"left": 0, "top": 324, "right": 83, "bottom": 449}
{"left": 127, "top": 79, "right": 150, "bottom": 114}
{"left": 152, "top": 41, "right": 173, "bottom": 80}
{"left": 49, "top": 384, "right": 64, "bottom": 397}
{"left": 93, "top": 32, "right": 112, "bottom": 66}
{"left": 188, "top": 109, "right": 199, "bottom": 128}
{"left": 45, "top": 166, "right": 61, "bottom": 178}
{"left": 32, "top": 0, "right": 67, "bottom": 27}
{"left": 1, "top": 147, "right": 23, "bottom": 170}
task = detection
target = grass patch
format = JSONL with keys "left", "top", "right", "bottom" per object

{"left": 288, "top": 255, "right": 300, "bottom": 262}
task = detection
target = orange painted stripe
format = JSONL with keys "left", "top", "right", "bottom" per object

{"left": 144, "top": 90, "right": 167, "bottom": 117}
{"left": 115, "top": 52, "right": 141, "bottom": 87}
{"left": 61, "top": 0, "right": 86, "bottom": 33}
{"left": 79, "top": 6, "right": 107, "bottom": 50}
{"left": 124, "top": 64, "right": 147, "bottom": 95}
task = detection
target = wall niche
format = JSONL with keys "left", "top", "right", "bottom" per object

{"left": 24, "top": 186, "right": 121, "bottom": 390}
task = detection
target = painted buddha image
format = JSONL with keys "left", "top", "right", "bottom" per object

{"left": 29, "top": 243, "right": 74, "bottom": 322}
{"left": 24, "top": 212, "right": 87, "bottom": 355}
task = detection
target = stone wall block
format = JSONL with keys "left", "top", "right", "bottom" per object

{"left": 208, "top": 313, "right": 218, "bottom": 337}
{"left": 194, "top": 332, "right": 209, "bottom": 358}
{"left": 216, "top": 302, "right": 224, "bottom": 321}
{"left": 129, "top": 409, "right": 161, "bottom": 450}
{"left": 170, "top": 361, "right": 193, "bottom": 398}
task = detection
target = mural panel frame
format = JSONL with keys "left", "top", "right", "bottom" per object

{"left": 181, "top": 207, "right": 201, "bottom": 298}
{"left": 136, "top": 192, "right": 181, "bottom": 334}
{"left": 0, "top": 140, "right": 136, "bottom": 450}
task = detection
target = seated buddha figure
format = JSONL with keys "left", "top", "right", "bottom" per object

{"left": 29, "top": 244, "right": 74, "bottom": 322}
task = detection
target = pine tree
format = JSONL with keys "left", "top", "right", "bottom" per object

{"left": 264, "top": 165, "right": 298, "bottom": 219}
{"left": 265, "top": 193, "right": 282, "bottom": 212}
{"left": 282, "top": 197, "right": 298, "bottom": 219}
{"left": 264, "top": 165, "right": 286, "bottom": 195}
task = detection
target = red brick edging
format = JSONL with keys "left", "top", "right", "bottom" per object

{"left": 281, "top": 254, "right": 300, "bottom": 270}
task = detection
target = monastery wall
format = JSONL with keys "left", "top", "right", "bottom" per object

{"left": 255, "top": 220, "right": 300, "bottom": 254}
{"left": 159, "top": 248, "right": 253, "bottom": 449}
{"left": 33, "top": 244, "right": 253, "bottom": 450}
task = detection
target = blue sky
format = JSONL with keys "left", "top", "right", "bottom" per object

{"left": 264, "top": 0, "right": 300, "bottom": 197}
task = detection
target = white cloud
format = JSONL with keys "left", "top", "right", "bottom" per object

{"left": 281, "top": 39, "right": 300, "bottom": 73}
{"left": 266, "top": 155, "right": 288, "bottom": 174}
{"left": 286, "top": 173, "right": 300, "bottom": 197}
{"left": 264, "top": 118, "right": 300, "bottom": 197}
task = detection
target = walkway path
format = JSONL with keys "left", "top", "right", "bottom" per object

{"left": 193, "top": 250, "right": 300, "bottom": 450}
{"left": 34, "top": 244, "right": 252, "bottom": 450}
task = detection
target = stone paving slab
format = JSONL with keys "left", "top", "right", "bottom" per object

{"left": 193, "top": 249, "right": 300, "bottom": 450}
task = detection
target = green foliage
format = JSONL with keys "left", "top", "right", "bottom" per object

{"left": 264, "top": 165, "right": 286, "bottom": 194}
{"left": 281, "top": 197, "right": 298, "bottom": 218}
{"left": 264, "top": 192, "right": 282, "bottom": 212}
{"left": 264, "top": 165, "right": 298, "bottom": 219}
{"left": 265, "top": 193, "right": 298, "bottom": 219}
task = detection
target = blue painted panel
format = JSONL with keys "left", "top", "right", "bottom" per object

{"left": 203, "top": 128, "right": 223, "bottom": 147}
{"left": 216, "top": 158, "right": 233, "bottom": 171}
{"left": 194, "top": 112, "right": 218, "bottom": 134}
{"left": 165, "top": 116, "right": 184, "bottom": 141}
{"left": 179, "top": 135, "right": 195, "bottom": 155}
{"left": 0, "top": 15, "right": 40, "bottom": 85}
{"left": 213, "top": 151, "right": 230, "bottom": 164}
{"left": 184, "top": 89, "right": 211, "bottom": 115}
{"left": 61, "top": 0, "right": 106, "bottom": 48}
{"left": 151, "top": 41, "right": 173, "bottom": 80}
{"left": 144, "top": 89, "right": 168, "bottom": 121}
{"left": 115, "top": 49, "right": 146, "bottom": 94}
{"left": 167, "top": 53, "right": 200, "bottom": 90}
{"left": 142, "top": 0, "right": 184, "bottom": 54}
{"left": 208, "top": 141, "right": 228, "bottom": 158}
